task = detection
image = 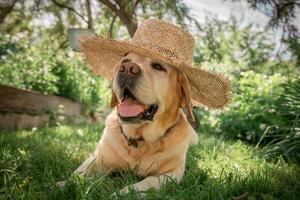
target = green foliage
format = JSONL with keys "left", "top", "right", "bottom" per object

{"left": 287, "top": 36, "right": 300, "bottom": 66}
{"left": 195, "top": 17, "right": 273, "bottom": 65}
{"left": 192, "top": 16, "right": 299, "bottom": 161}
{"left": 234, "top": 0, "right": 300, "bottom": 66}
{"left": 0, "top": 124, "right": 299, "bottom": 199}
{"left": 138, "top": 0, "right": 191, "bottom": 27}
{"left": 257, "top": 79, "right": 300, "bottom": 162}
{"left": 0, "top": 33, "right": 111, "bottom": 112}
{"left": 274, "top": 79, "right": 300, "bottom": 120}
{"left": 204, "top": 73, "right": 300, "bottom": 162}
{"left": 194, "top": 16, "right": 297, "bottom": 76}
{"left": 216, "top": 71, "right": 287, "bottom": 143}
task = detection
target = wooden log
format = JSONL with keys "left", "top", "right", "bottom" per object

{"left": 0, "top": 85, "right": 89, "bottom": 130}
{"left": 0, "top": 113, "right": 49, "bottom": 130}
{"left": 0, "top": 85, "right": 83, "bottom": 117}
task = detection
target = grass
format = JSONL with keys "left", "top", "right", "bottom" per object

{"left": 0, "top": 123, "right": 299, "bottom": 200}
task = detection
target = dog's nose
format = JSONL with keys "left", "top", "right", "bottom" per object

{"left": 118, "top": 62, "right": 141, "bottom": 77}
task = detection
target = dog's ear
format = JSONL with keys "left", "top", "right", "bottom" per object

{"left": 110, "top": 91, "right": 118, "bottom": 108}
{"left": 178, "top": 72, "right": 195, "bottom": 122}
{"left": 109, "top": 66, "right": 120, "bottom": 108}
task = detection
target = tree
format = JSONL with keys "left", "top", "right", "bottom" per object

{"left": 0, "top": 0, "right": 18, "bottom": 24}
{"left": 1, "top": 0, "right": 194, "bottom": 41}
{"left": 97, "top": 0, "right": 138, "bottom": 37}
{"left": 194, "top": 16, "right": 284, "bottom": 76}
{"left": 231, "top": 0, "right": 300, "bottom": 65}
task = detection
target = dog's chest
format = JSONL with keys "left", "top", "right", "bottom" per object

{"left": 123, "top": 143, "right": 175, "bottom": 176}
{"left": 116, "top": 136, "right": 187, "bottom": 176}
{"left": 103, "top": 112, "right": 191, "bottom": 176}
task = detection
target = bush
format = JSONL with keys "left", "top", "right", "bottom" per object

{"left": 199, "top": 71, "right": 300, "bottom": 161}
{"left": 216, "top": 71, "right": 287, "bottom": 143}
{"left": 192, "top": 16, "right": 300, "bottom": 161}
{"left": 0, "top": 34, "right": 111, "bottom": 112}
{"left": 257, "top": 79, "right": 300, "bottom": 162}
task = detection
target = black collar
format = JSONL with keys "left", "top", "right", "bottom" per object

{"left": 119, "top": 116, "right": 180, "bottom": 148}
{"left": 119, "top": 125, "right": 144, "bottom": 148}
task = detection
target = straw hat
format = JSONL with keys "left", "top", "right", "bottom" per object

{"left": 79, "top": 19, "right": 230, "bottom": 108}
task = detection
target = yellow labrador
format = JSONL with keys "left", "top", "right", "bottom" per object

{"left": 75, "top": 53, "right": 198, "bottom": 193}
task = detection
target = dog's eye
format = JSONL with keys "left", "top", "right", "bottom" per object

{"left": 151, "top": 63, "right": 166, "bottom": 71}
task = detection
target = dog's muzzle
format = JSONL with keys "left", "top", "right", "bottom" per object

{"left": 117, "top": 87, "right": 158, "bottom": 123}
{"left": 115, "top": 63, "right": 158, "bottom": 123}
{"left": 117, "top": 61, "right": 141, "bottom": 89}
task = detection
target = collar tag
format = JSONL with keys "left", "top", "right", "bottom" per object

{"left": 128, "top": 138, "right": 138, "bottom": 148}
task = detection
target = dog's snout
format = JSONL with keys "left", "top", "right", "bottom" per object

{"left": 119, "top": 62, "right": 141, "bottom": 76}
{"left": 117, "top": 61, "right": 142, "bottom": 89}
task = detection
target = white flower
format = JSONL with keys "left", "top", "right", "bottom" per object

{"left": 259, "top": 124, "right": 267, "bottom": 130}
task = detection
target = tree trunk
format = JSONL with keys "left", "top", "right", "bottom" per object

{"left": 120, "top": 16, "right": 137, "bottom": 37}
{"left": 98, "top": 0, "right": 138, "bottom": 37}
{"left": 0, "top": 0, "right": 18, "bottom": 24}
{"left": 85, "top": 0, "right": 94, "bottom": 30}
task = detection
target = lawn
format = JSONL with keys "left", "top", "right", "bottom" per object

{"left": 0, "top": 123, "right": 299, "bottom": 200}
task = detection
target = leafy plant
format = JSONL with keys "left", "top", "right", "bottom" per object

{"left": 0, "top": 33, "right": 111, "bottom": 113}
{"left": 0, "top": 124, "right": 299, "bottom": 199}
{"left": 257, "top": 79, "right": 300, "bottom": 162}
{"left": 194, "top": 16, "right": 297, "bottom": 77}
{"left": 215, "top": 71, "right": 286, "bottom": 143}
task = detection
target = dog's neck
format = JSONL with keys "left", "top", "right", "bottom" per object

{"left": 120, "top": 108, "right": 181, "bottom": 143}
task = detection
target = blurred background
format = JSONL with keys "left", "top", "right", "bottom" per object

{"left": 0, "top": 0, "right": 299, "bottom": 166}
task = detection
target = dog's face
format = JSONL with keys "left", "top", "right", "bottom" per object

{"left": 110, "top": 53, "right": 193, "bottom": 124}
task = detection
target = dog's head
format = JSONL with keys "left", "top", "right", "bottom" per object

{"left": 110, "top": 53, "right": 194, "bottom": 125}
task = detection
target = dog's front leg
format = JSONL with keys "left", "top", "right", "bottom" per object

{"left": 119, "top": 162, "right": 185, "bottom": 194}
{"left": 74, "top": 154, "right": 97, "bottom": 176}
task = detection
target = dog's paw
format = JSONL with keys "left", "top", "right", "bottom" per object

{"left": 119, "top": 186, "right": 131, "bottom": 194}
{"left": 110, "top": 186, "right": 134, "bottom": 198}
{"left": 112, "top": 185, "right": 146, "bottom": 198}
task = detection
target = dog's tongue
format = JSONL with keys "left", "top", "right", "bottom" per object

{"left": 117, "top": 97, "right": 145, "bottom": 117}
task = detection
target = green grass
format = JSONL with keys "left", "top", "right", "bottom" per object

{"left": 0, "top": 124, "right": 299, "bottom": 200}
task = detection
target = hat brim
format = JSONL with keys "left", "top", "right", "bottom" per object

{"left": 80, "top": 35, "right": 231, "bottom": 109}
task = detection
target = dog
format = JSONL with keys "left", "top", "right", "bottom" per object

{"left": 74, "top": 52, "right": 198, "bottom": 193}
{"left": 64, "top": 19, "right": 230, "bottom": 195}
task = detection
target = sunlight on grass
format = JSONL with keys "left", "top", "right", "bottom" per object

{"left": 197, "top": 136, "right": 267, "bottom": 176}
{"left": 187, "top": 133, "right": 300, "bottom": 199}
{"left": 0, "top": 124, "right": 299, "bottom": 199}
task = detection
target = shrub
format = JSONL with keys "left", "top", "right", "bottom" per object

{"left": 215, "top": 71, "right": 287, "bottom": 143}
{"left": 257, "top": 79, "right": 300, "bottom": 162}
{"left": 201, "top": 71, "right": 300, "bottom": 161}
{"left": 0, "top": 34, "right": 111, "bottom": 112}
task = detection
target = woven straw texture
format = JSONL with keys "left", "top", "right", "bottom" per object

{"left": 80, "top": 19, "right": 231, "bottom": 108}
